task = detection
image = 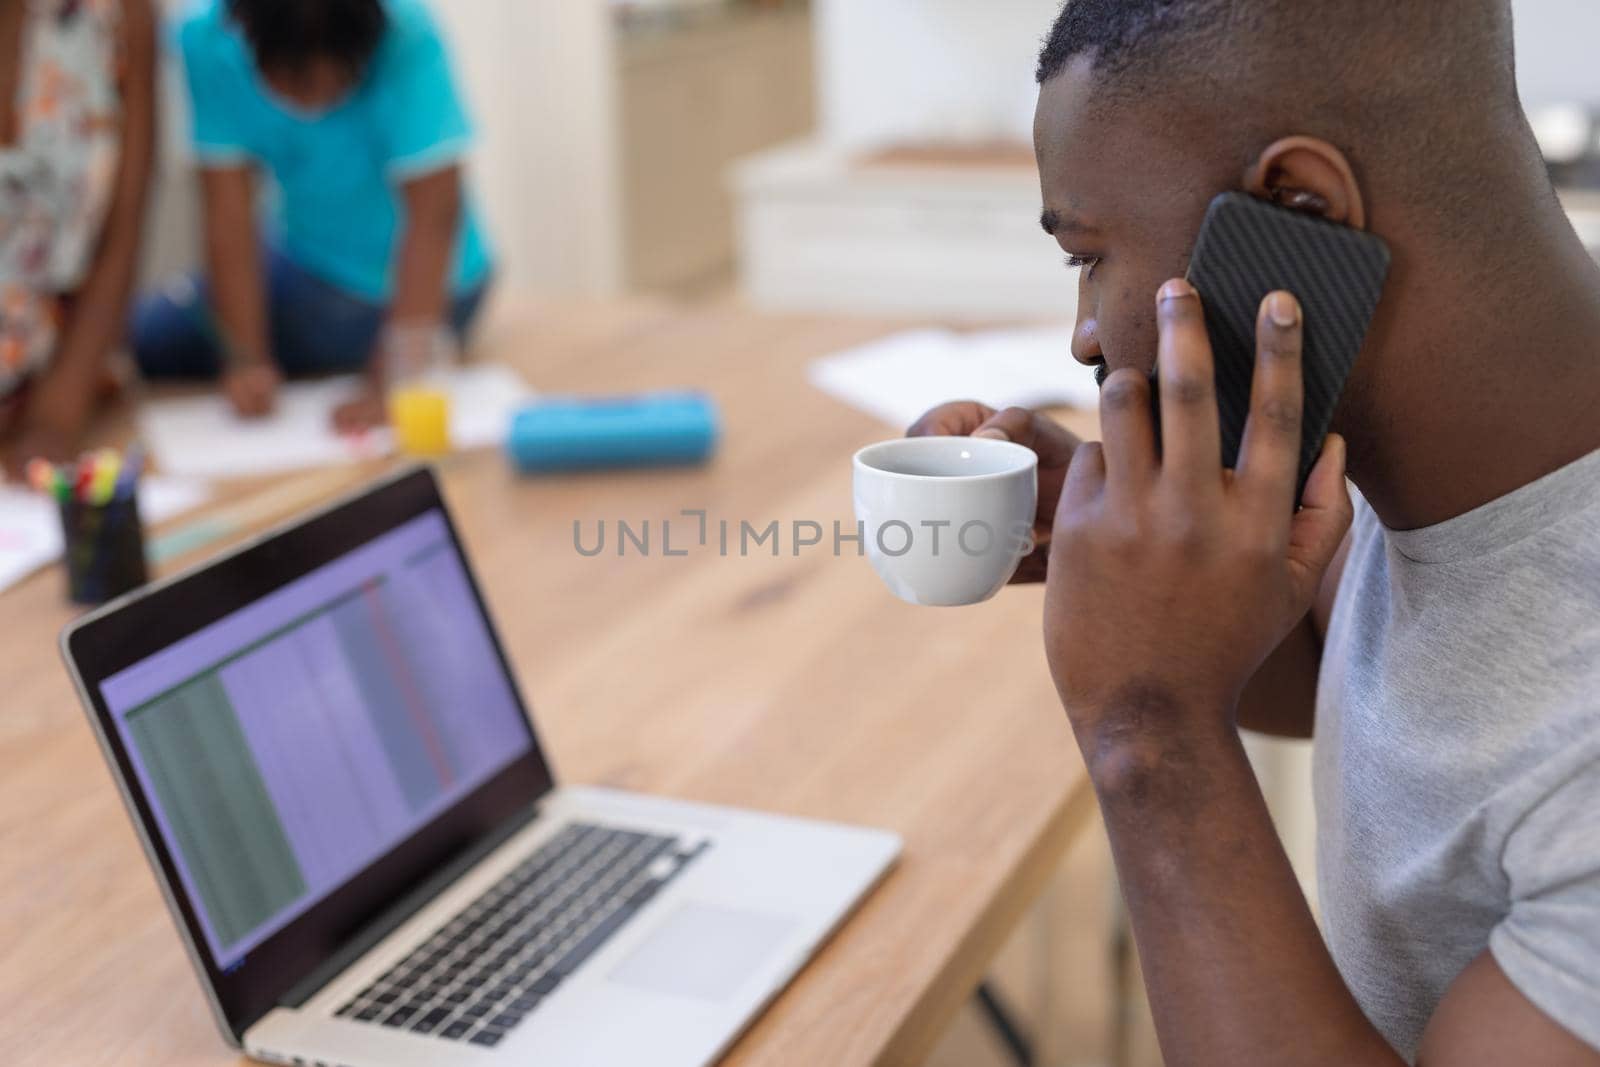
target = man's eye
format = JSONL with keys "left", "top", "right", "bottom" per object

{"left": 1064, "top": 253, "right": 1101, "bottom": 274}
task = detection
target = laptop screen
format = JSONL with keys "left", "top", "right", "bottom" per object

{"left": 98, "top": 508, "right": 535, "bottom": 972}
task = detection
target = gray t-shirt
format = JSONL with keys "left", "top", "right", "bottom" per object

{"left": 1315, "top": 448, "right": 1600, "bottom": 1061}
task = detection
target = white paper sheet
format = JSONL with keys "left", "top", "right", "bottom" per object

{"left": 808, "top": 325, "right": 1101, "bottom": 430}
{"left": 443, "top": 363, "right": 538, "bottom": 451}
{"left": 140, "top": 364, "right": 536, "bottom": 480}
{"left": 0, "top": 476, "right": 212, "bottom": 595}
{"left": 0, "top": 487, "right": 61, "bottom": 594}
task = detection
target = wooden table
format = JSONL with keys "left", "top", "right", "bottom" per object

{"left": 0, "top": 298, "right": 1098, "bottom": 1067}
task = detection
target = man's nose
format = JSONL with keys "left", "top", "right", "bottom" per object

{"left": 1071, "top": 314, "right": 1102, "bottom": 368}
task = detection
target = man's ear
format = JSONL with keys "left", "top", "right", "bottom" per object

{"left": 1244, "top": 136, "right": 1367, "bottom": 230}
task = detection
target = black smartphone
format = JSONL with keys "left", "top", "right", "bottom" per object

{"left": 1166, "top": 191, "right": 1391, "bottom": 502}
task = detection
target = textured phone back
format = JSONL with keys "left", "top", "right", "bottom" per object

{"left": 1185, "top": 192, "right": 1391, "bottom": 498}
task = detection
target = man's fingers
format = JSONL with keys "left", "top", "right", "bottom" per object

{"left": 1154, "top": 279, "right": 1222, "bottom": 491}
{"left": 1237, "top": 292, "right": 1304, "bottom": 506}
{"left": 1097, "top": 369, "right": 1157, "bottom": 491}
{"left": 974, "top": 406, "right": 1080, "bottom": 469}
{"left": 1010, "top": 544, "right": 1051, "bottom": 585}
{"left": 1287, "top": 434, "right": 1354, "bottom": 596}
{"left": 906, "top": 403, "right": 1081, "bottom": 473}
{"left": 907, "top": 400, "right": 996, "bottom": 439}
{"left": 1060, "top": 440, "right": 1105, "bottom": 513}
{"left": 973, "top": 406, "right": 1039, "bottom": 443}
{"left": 1052, "top": 442, "right": 1104, "bottom": 575}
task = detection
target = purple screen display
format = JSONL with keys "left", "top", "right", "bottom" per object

{"left": 100, "top": 511, "right": 533, "bottom": 968}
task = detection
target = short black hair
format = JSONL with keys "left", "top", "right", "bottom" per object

{"left": 1032, "top": 1, "right": 1534, "bottom": 250}
{"left": 1035, "top": 0, "right": 1516, "bottom": 103}
{"left": 227, "top": 0, "right": 387, "bottom": 77}
{"left": 1037, "top": 0, "right": 1189, "bottom": 85}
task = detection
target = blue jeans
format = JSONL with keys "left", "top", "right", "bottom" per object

{"left": 130, "top": 249, "right": 490, "bottom": 379}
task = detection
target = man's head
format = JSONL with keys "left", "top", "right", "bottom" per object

{"left": 1033, "top": 0, "right": 1539, "bottom": 409}
{"left": 228, "top": 0, "right": 386, "bottom": 113}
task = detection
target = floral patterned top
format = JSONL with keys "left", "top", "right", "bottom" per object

{"left": 0, "top": 0, "right": 123, "bottom": 399}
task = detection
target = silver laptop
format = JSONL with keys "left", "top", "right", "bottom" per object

{"left": 62, "top": 465, "right": 900, "bottom": 1067}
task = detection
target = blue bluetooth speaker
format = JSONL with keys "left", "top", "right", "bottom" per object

{"left": 507, "top": 392, "right": 720, "bottom": 474}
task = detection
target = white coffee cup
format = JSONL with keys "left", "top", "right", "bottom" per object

{"left": 852, "top": 436, "right": 1039, "bottom": 607}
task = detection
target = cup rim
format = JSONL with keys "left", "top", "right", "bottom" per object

{"left": 853, "top": 435, "right": 1039, "bottom": 484}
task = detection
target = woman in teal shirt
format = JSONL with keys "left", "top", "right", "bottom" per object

{"left": 132, "top": 0, "right": 493, "bottom": 429}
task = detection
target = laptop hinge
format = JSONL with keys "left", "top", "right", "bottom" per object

{"left": 280, "top": 800, "right": 543, "bottom": 1009}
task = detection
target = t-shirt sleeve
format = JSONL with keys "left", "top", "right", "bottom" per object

{"left": 1489, "top": 744, "right": 1600, "bottom": 1050}
{"left": 177, "top": 17, "right": 254, "bottom": 166}
{"left": 371, "top": 7, "right": 475, "bottom": 181}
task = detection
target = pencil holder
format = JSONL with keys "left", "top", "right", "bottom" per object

{"left": 61, "top": 493, "right": 149, "bottom": 606}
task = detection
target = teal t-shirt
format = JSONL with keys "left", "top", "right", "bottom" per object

{"left": 177, "top": 0, "right": 492, "bottom": 302}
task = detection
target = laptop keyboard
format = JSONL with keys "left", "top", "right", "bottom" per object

{"left": 335, "top": 822, "right": 707, "bottom": 1048}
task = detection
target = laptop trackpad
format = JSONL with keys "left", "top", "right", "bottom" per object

{"left": 608, "top": 901, "right": 798, "bottom": 1002}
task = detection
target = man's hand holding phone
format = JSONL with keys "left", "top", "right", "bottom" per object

{"left": 906, "top": 401, "right": 1082, "bottom": 583}
{"left": 1044, "top": 280, "right": 1352, "bottom": 763}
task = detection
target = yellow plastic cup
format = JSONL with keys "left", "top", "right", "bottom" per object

{"left": 389, "top": 385, "right": 452, "bottom": 456}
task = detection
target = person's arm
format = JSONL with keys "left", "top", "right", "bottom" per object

{"left": 9, "top": 0, "right": 156, "bottom": 469}
{"left": 1091, "top": 702, "right": 1598, "bottom": 1066}
{"left": 1234, "top": 531, "right": 1349, "bottom": 738}
{"left": 1045, "top": 279, "right": 1600, "bottom": 1067}
{"left": 390, "top": 165, "right": 461, "bottom": 329}
{"left": 200, "top": 165, "right": 279, "bottom": 415}
{"left": 330, "top": 165, "right": 461, "bottom": 432}
{"left": 1421, "top": 952, "right": 1600, "bottom": 1065}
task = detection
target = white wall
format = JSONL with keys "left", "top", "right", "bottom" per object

{"left": 1513, "top": 0, "right": 1600, "bottom": 106}
{"left": 429, "top": 0, "right": 624, "bottom": 295}
{"left": 813, "top": 0, "right": 1600, "bottom": 151}
{"left": 814, "top": 0, "right": 1060, "bottom": 150}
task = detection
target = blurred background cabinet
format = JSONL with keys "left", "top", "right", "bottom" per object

{"left": 618, "top": 4, "right": 815, "bottom": 291}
